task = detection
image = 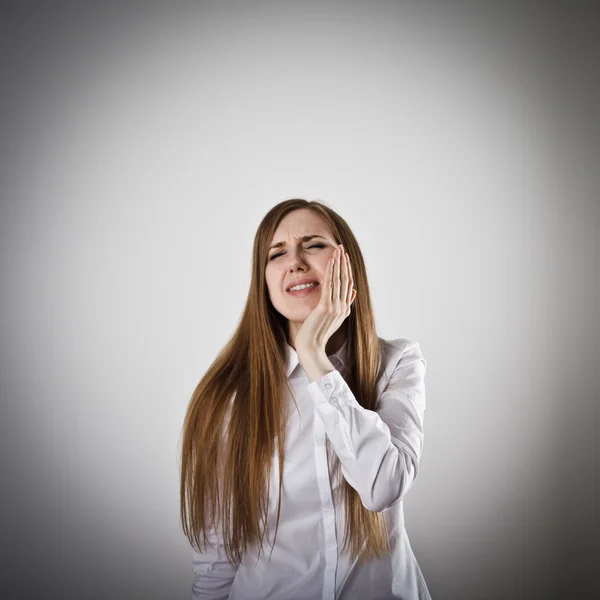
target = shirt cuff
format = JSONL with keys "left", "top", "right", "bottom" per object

{"left": 306, "top": 369, "right": 361, "bottom": 409}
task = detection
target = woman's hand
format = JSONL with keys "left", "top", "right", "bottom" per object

{"left": 295, "top": 244, "right": 356, "bottom": 355}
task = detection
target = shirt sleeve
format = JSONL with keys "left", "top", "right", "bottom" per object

{"left": 190, "top": 526, "right": 238, "bottom": 600}
{"left": 306, "top": 341, "right": 427, "bottom": 512}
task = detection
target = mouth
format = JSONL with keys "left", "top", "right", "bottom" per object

{"left": 287, "top": 282, "right": 320, "bottom": 297}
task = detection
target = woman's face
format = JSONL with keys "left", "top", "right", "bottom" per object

{"left": 265, "top": 208, "right": 338, "bottom": 326}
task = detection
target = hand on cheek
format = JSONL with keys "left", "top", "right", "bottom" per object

{"left": 295, "top": 245, "right": 356, "bottom": 354}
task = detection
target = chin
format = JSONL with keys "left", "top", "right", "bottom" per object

{"left": 281, "top": 304, "right": 312, "bottom": 321}
{"left": 288, "top": 308, "right": 310, "bottom": 320}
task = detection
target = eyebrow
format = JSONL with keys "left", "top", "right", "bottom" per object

{"left": 268, "top": 234, "right": 327, "bottom": 252}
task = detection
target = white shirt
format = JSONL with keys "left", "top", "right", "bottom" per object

{"left": 191, "top": 337, "right": 431, "bottom": 600}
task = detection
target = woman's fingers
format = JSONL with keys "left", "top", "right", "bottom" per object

{"left": 333, "top": 246, "right": 340, "bottom": 303}
{"left": 331, "top": 245, "right": 354, "bottom": 310}
{"left": 341, "top": 247, "right": 348, "bottom": 305}
{"left": 323, "top": 253, "right": 332, "bottom": 305}
{"left": 344, "top": 251, "right": 352, "bottom": 306}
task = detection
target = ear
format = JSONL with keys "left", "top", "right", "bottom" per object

{"left": 351, "top": 289, "right": 357, "bottom": 304}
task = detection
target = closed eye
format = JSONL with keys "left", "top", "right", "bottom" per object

{"left": 269, "top": 243, "right": 325, "bottom": 261}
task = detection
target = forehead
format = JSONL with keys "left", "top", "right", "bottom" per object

{"left": 270, "top": 208, "right": 332, "bottom": 240}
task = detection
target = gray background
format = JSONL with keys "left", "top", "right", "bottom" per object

{"left": 1, "top": 1, "right": 598, "bottom": 599}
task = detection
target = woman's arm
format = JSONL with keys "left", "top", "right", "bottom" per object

{"left": 190, "top": 526, "right": 238, "bottom": 600}
{"left": 306, "top": 339, "right": 427, "bottom": 512}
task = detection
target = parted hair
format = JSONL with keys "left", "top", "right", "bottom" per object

{"left": 179, "top": 198, "right": 391, "bottom": 567}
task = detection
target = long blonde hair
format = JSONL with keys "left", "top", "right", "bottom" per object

{"left": 180, "top": 198, "right": 390, "bottom": 567}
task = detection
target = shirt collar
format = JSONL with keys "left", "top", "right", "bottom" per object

{"left": 286, "top": 338, "right": 348, "bottom": 378}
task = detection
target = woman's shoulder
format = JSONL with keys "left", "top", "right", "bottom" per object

{"left": 377, "top": 336, "right": 422, "bottom": 357}
{"left": 377, "top": 336, "right": 425, "bottom": 377}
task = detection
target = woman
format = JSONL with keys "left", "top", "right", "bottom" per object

{"left": 180, "top": 199, "right": 432, "bottom": 600}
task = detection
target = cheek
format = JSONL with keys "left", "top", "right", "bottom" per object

{"left": 265, "top": 267, "right": 282, "bottom": 293}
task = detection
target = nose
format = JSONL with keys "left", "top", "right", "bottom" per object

{"left": 285, "top": 248, "right": 308, "bottom": 272}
